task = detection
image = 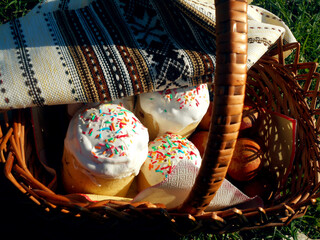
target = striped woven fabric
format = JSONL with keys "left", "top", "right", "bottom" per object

{"left": 0, "top": 0, "right": 295, "bottom": 109}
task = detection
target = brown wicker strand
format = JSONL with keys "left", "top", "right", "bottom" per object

{"left": 179, "top": 0, "right": 248, "bottom": 215}
{"left": 0, "top": 127, "right": 13, "bottom": 163}
{"left": 8, "top": 114, "right": 55, "bottom": 194}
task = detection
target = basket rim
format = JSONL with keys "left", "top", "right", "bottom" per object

{"left": 1, "top": 38, "right": 320, "bottom": 235}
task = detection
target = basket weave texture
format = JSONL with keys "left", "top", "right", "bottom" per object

{"left": 1, "top": 0, "right": 320, "bottom": 236}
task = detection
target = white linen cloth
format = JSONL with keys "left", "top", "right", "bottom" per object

{"left": 0, "top": 0, "right": 295, "bottom": 109}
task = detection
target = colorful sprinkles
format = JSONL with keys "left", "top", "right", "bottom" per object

{"left": 157, "top": 84, "right": 209, "bottom": 110}
{"left": 146, "top": 133, "right": 201, "bottom": 180}
{"left": 79, "top": 104, "right": 145, "bottom": 161}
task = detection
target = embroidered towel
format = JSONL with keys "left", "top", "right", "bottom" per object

{"left": 0, "top": 0, "right": 295, "bottom": 109}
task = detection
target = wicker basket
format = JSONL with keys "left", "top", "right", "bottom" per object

{"left": 1, "top": 0, "right": 320, "bottom": 237}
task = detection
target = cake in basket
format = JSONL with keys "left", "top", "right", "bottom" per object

{"left": 62, "top": 103, "right": 149, "bottom": 196}
{"left": 135, "top": 84, "right": 210, "bottom": 140}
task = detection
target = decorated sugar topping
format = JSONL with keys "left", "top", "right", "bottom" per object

{"left": 65, "top": 103, "right": 149, "bottom": 178}
{"left": 79, "top": 104, "right": 146, "bottom": 160}
{"left": 139, "top": 84, "right": 210, "bottom": 137}
{"left": 156, "top": 84, "right": 209, "bottom": 110}
{"left": 146, "top": 134, "right": 202, "bottom": 180}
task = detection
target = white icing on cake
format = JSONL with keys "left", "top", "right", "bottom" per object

{"left": 67, "top": 96, "right": 135, "bottom": 117}
{"left": 64, "top": 103, "right": 149, "bottom": 179}
{"left": 138, "top": 84, "right": 210, "bottom": 136}
{"left": 140, "top": 133, "right": 202, "bottom": 185}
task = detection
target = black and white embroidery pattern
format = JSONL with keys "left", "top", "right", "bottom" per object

{"left": 0, "top": 0, "right": 295, "bottom": 109}
{"left": 10, "top": 19, "right": 45, "bottom": 106}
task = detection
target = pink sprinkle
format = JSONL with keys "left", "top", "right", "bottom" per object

{"left": 117, "top": 134, "right": 129, "bottom": 138}
{"left": 161, "top": 166, "right": 170, "bottom": 170}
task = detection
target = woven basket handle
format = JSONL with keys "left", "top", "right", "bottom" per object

{"left": 179, "top": 0, "right": 248, "bottom": 214}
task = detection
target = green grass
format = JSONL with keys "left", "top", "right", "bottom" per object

{"left": 0, "top": 0, "right": 320, "bottom": 239}
{"left": 0, "top": 0, "right": 41, "bottom": 23}
{"left": 252, "top": 0, "right": 320, "bottom": 65}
